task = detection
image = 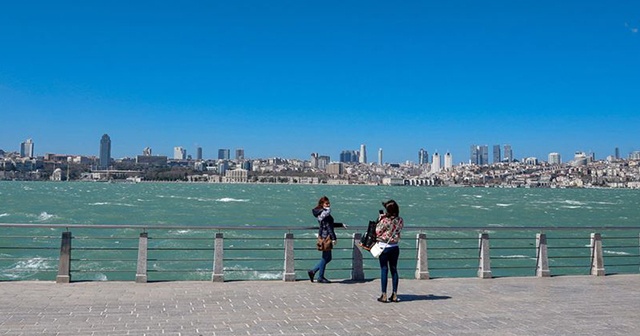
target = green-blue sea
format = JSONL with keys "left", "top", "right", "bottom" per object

{"left": 1, "top": 181, "right": 639, "bottom": 281}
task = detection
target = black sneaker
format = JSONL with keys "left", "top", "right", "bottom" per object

{"left": 318, "top": 277, "right": 331, "bottom": 283}
{"left": 307, "top": 270, "right": 315, "bottom": 282}
{"left": 389, "top": 292, "right": 399, "bottom": 302}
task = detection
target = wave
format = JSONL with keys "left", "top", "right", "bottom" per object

{"left": 604, "top": 250, "right": 631, "bottom": 256}
{"left": 89, "top": 202, "right": 135, "bottom": 207}
{"left": 496, "top": 203, "right": 512, "bottom": 207}
{"left": 216, "top": 198, "right": 250, "bottom": 202}
{"left": 499, "top": 255, "right": 531, "bottom": 259}
{"left": 0, "top": 213, "right": 9, "bottom": 217}
{"left": 37, "top": 212, "right": 55, "bottom": 221}
{"left": 2, "top": 257, "right": 51, "bottom": 279}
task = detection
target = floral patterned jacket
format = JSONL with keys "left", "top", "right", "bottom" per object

{"left": 375, "top": 216, "right": 404, "bottom": 244}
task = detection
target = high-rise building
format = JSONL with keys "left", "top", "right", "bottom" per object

{"left": 359, "top": 144, "right": 367, "bottom": 164}
{"left": 418, "top": 148, "right": 428, "bottom": 165}
{"left": 470, "top": 145, "right": 489, "bottom": 165}
{"left": 310, "top": 153, "right": 318, "bottom": 168}
{"left": 318, "top": 155, "right": 330, "bottom": 170}
{"left": 235, "top": 148, "right": 245, "bottom": 161}
{"left": 444, "top": 152, "right": 453, "bottom": 171}
{"left": 378, "top": 148, "right": 383, "bottom": 165}
{"left": 196, "top": 147, "right": 203, "bottom": 160}
{"left": 503, "top": 144, "right": 513, "bottom": 163}
{"left": 143, "top": 147, "right": 152, "bottom": 156}
{"left": 615, "top": 147, "right": 620, "bottom": 160}
{"left": 431, "top": 152, "right": 441, "bottom": 174}
{"left": 20, "top": 138, "right": 34, "bottom": 158}
{"left": 173, "top": 146, "right": 186, "bottom": 160}
{"left": 218, "top": 149, "right": 230, "bottom": 160}
{"left": 99, "top": 134, "right": 111, "bottom": 170}
{"left": 548, "top": 152, "right": 561, "bottom": 165}
{"left": 493, "top": 145, "right": 501, "bottom": 164}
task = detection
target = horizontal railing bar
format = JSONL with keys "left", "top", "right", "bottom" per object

{"left": 2, "top": 223, "right": 639, "bottom": 231}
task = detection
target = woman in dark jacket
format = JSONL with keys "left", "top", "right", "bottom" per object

{"left": 308, "top": 196, "right": 336, "bottom": 283}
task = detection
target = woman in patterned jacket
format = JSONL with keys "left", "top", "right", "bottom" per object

{"left": 375, "top": 199, "right": 404, "bottom": 302}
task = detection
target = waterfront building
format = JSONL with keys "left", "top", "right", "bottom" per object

{"left": 444, "top": 152, "right": 453, "bottom": 171}
{"left": 504, "top": 144, "right": 513, "bottom": 162}
{"left": 493, "top": 145, "right": 501, "bottom": 164}
{"left": 235, "top": 148, "right": 244, "bottom": 161}
{"left": 136, "top": 155, "right": 168, "bottom": 166}
{"left": 218, "top": 149, "right": 230, "bottom": 160}
{"left": 224, "top": 168, "right": 248, "bottom": 183}
{"left": 359, "top": 144, "right": 367, "bottom": 164}
{"left": 20, "top": 139, "right": 34, "bottom": 158}
{"left": 326, "top": 162, "right": 344, "bottom": 175}
{"left": 378, "top": 148, "right": 383, "bottom": 165}
{"left": 548, "top": 152, "right": 561, "bottom": 165}
{"left": 99, "top": 134, "right": 111, "bottom": 170}
{"left": 173, "top": 147, "right": 186, "bottom": 160}
{"left": 431, "top": 152, "right": 441, "bottom": 174}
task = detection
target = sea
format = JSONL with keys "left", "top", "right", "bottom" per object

{"left": 1, "top": 181, "right": 639, "bottom": 281}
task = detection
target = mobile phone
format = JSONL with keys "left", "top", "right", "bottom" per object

{"left": 378, "top": 210, "right": 384, "bottom": 215}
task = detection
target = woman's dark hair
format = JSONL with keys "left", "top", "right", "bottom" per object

{"left": 382, "top": 199, "right": 399, "bottom": 217}
{"left": 316, "top": 196, "right": 330, "bottom": 209}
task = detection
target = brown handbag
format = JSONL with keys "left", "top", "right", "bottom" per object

{"left": 316, "top": 236, "right": 333, "bottom": 251}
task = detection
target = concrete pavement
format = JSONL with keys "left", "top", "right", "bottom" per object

{"left": 1, "top": 275, "right": 639, "bottom": 335}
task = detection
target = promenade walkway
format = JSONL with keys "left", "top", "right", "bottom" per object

{"left": 1, "top": 275, "right": 639, "bottom": 335}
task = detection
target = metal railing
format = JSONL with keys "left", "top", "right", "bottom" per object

{"left": 1, "top": 223, "right": 639, "bottom": 283}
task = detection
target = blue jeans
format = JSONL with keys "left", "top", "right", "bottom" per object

{"left": 379, "top": 246, "right": 399, "bottom": 293}
{"left": 311, "top": 250, "right": 332, "bottom": 279}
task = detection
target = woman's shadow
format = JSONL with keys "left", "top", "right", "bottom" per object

{"left": 397, "top": 294, "right": 451, "bottom": 302}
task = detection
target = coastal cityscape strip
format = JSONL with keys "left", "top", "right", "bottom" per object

{"left": 3, "top": 134, "right": 640, "bottom": 188}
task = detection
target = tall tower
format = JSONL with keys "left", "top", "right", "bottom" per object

{"left": 548, "top": 152, "right": 561, "bottom": 165}
{"left": 20, "top": 138, "right": 34, "bottom": 158}
{"left": 196, "top": 146, "right": 203, "bottom": 160}
{"left": 493, "top": 145, "right": 501, "bottom": 163}
{"left": 359, "top": 144, "right": 367, "bottom": 164}
{"left": 218, "top": 149, "right": 230, "bottom": 160}
{"left": 504, "top": 144, "right": 513, "bottom": 163}
{"left": 235, "top": 148, "right": 245, "bottom": 161}
{"left": 99, "top": 134, "right": 111, "bottom": 170}
{"left": 444, "top": 152, "right": 453, "bottom": 171}
{"left": 431, "top": 152, "right": 441, "bottom": 174}
{"left": 174, "top": 146, "right": 186, "bottom": 160}
{"left": 378, "top": 148, "right": 383, "bottom": 165}
{"left": 418, "top": 148, "right": 429, "bottom": 165}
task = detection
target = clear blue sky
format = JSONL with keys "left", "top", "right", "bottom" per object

{"left": 1, "top": 1, "right": 639, "bottom": 164}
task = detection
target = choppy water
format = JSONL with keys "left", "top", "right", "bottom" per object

{"left": 1, "top": 181, "right": 639, "bottom": 281}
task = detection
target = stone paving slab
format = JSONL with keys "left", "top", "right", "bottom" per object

{"left": 0, "top": 275, "right": 639, "bottom": 335}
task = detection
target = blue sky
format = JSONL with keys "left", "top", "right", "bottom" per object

{"left": 1, "top": 1, "right": 639, "bottom": 164}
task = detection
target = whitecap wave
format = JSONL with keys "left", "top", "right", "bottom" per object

{"left": 37, "top": 212, "right": 54, "bottom": 221}
{"left": 496, "top": 203, "right": 512, "bottom": 207}
{"left": 216, "top": 198, "right": 249, "bottom": 202}
{"left": 2, "top": 257, "right": 51, "bottom": 279}
{"left": 0, "top": 213, "right": 9, "bottom": 217}
{"left": 604, "top": 250, "right": 631, "bottom": 256}
{"left": 499, "top": 255, "right": 530, "bottom": 259}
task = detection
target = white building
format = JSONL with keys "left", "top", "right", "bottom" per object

{"left": 444, "top": 152, "right": 453, "bottom": 171}
{"left": 431, "top": 152, "right": 441, "bottom": 174}
{"left": 548, "top": 152, "right": 561, "bottom": 165}
{"left": 173, "top": 147, "right": 186, "bottom": 160}
{"left": 359, "top": 144, "right": 367, "bottom": 164}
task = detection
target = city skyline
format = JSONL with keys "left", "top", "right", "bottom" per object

{"left": 1, "top": 1, "right": 639, "bottom": 163}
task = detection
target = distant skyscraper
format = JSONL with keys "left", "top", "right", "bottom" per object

{"left": 444, "top": 152, "right": 453, "bottom": 171}
{"left": 418, "top": 148, "right": 429, "bottom": 165}
{"left": 174, "top": 146, "right": 186, "bottom": 160}
{"left": 218, "top": 149, "right": 230, "bottom": 160}
{"left": 470, "top": 145, "right": 489, "bottom": 165}
{"left": 99, "top": 134, "right": 111, "bottom": 170}
{"left": 318, "top": 155, "right": 330, "bottom": 170}
{"left": 431, "top": 152, "right": 441, "bottom": 174}
{"left": 359, "top": 144, "right": 367, "bottom": 164}
{"left": 196, "top": 147, "right": 203, "bottom": 160}
{"left": 493, "top": 145, "right": 501, "bottom": 163}
{"left": 503, "top": 144, "right": 513, "bottom": 162}
{"left": 310, "top": 153, "right": 318, "bottom": 168}
{"left": 548, "top": 152, "right": 561, "bottom": 165}
{"left": 378, "top": 148, "right": 383, "bottom": 165}
{"left": 615, "top": 147, "right": 620, "bottom": 160}
{"left": 235, "top": 148, "right": 245, "bottom": 161}
{"left": 143, "top": 147, "right": 152, "bottom": 156}
{"left": 20, "top": 138, "right": 34, "bottom": 158}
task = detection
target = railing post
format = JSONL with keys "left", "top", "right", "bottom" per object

{"left": 535, "top": 233, "right": 550, "bottom": 277}
{"left": 477, "top": 232, "right": 492, "bottom": 279}
{"left": 135, "top": 232, "right": 148, "bottom": 283}
{"left": 590, "top": 232, "right": 605, "bottom": 276}
{"left": 351, "top": 233, "right": 364, "bottom": 281}
{"left": 56, "top": 231, "right": 71, "bottom": 283}
{"left": 212, "top": 232, "right": 224, "bottom": 282}
{"left": 283, "top": 233, "right": 295, "bottom": 281}
{"left": 415, "top": 233, "right": 429, "bottom": 279}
